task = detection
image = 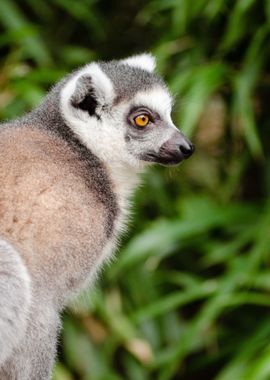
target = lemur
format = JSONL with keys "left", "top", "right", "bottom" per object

{"left": 0, "top": 54, "right": 194, "bottom": 379}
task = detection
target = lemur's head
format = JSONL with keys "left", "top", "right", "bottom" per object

{"left": 60, "top": 54, "right": 194, "bottom": 169}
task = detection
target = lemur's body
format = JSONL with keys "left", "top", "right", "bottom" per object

{"left": 0, "top": 54, "right": 193, "bottom": 379}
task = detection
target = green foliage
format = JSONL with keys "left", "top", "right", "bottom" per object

{"left": 1, "top": 0, "right": 270, "bottom": 379}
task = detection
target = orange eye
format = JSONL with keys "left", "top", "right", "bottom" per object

{"left": 134, "top": 114, "right": 149, "bottom": 127}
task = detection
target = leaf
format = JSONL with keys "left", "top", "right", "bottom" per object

{"left": 0, "top": 0, "right": 51, "bottom": 65}
{"left": 221, "top": 0, "right": 257, "bottom": 51}
{"left": 178, "top": 63, "right": 228, "bottom": 136}
{"left": 132, "top": 280, "right": 217, "bottom": 322}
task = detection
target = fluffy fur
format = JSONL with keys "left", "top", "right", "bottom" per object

{"left": 0, "top": 53, "right": 193, "bottom": 379}
{"left": 120, "top": 53, "right": 156, "bottom": 72}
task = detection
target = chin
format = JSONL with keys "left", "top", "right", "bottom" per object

{"left": 139, "top": 152, "right": 184, "bottom": 167}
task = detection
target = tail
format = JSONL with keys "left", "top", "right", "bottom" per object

{"left": 0, "top": 240, "right": 31, "bottom": 365}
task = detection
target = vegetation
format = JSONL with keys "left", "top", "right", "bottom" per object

{"left": 1, "top": 0, "right": 270, "bottom": 379}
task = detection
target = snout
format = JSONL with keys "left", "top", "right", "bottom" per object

{"left": 156, "top": 131, "right": 194, "bottom": 166}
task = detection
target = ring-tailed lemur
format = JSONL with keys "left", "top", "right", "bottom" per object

{"left": 0, "top": 53, "right": 193, "bottom": 379}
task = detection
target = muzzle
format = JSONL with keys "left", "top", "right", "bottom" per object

{"left": 158, "top": 131, "right": 194, "bottom": 165}
{"left": 142, "top": 131, "right": 194, "bottom": 166}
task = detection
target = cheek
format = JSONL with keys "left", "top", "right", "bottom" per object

{"left": 126, "top": 135, "right": 152, "bottom": 157}
{"left": 130, "top": 127, "right": 176, "bottom": 155}
{"left": 88, "top": 119, "right": 126, "bottom": 161}
{"left": 107, "top": 126, "right": 126, "bottom": 150}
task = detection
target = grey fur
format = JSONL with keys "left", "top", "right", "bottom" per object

{"left": 0, "top": 55, "right": 193, "bottom": 379}
{"left": 99, "top": 61, "right": 165, "bottom": 102}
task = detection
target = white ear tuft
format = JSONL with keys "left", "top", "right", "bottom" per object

{"left": 121, "top": 53, "right": 156, "bottom": 72}
{"left": 61, "top": 63, "right": 115, "bottom": 118}
{"left": 87, "top": 64, "right": 115, "bottom": 104}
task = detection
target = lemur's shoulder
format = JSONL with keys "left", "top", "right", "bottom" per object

{"left": 0, "top": 122, "right": 72, "bottom": 163}
{"left": 0, "top": 121, "right": 118, "bottom": 215}
{"left": 0, "top": 122, "right": 118, "bottom": 253}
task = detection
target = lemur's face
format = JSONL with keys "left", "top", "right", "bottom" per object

{"left": 119, "top": 87, "right": 193, "bottom": 167}
{"left": 61, "top": 54, "right": 194, "bottom": 169}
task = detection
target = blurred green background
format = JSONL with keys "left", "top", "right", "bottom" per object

{"left": 1, "top": 0, "right": 270, "bottom": 379}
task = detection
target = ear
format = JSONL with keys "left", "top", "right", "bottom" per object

{"left": 121, "top": 53, "right": 156, "bottom": 72}
{"left": 62, "top": 63, "right": 115, "bottom": 117}
{"left": 70, "top": 75, "right": 98, "bottom": 116}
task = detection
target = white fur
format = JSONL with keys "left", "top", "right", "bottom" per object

{"left": 121, "top": 53, "right": 156, "bottom": 72}
{"left": 133, "top": 87, "right": 174, "bottom": 122}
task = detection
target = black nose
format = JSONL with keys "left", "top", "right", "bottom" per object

{"left": 179, "top": 142, "right": 194, "bottom": 158}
